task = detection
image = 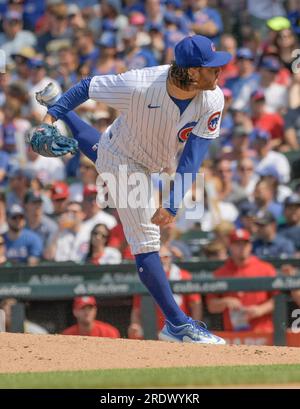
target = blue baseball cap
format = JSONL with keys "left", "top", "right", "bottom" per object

{"left": 164, "top": 11, "right": 179, "bottom": 26}
{"left": 7, "top": 204, "right": 25, "bottom": 218}
{"left": 255, "top": 210, "right": 276, "bottom": 225}
{"left": 5, "top": 10, "right": 22, "bottom": 21}
{"left": 239, "top": 201, "right": 258, "bottom": 218}
{"left": 251, "top": 128, "right": 271, "bottom": 142}
{"left": 28, "top": 58, "right": 46, "bottom": 69}
{"left": 174, "top": 35, "right": 232, "bottom": 68}
{"left": 24, "top": 190, "right": 43, "bottom": 204}
{"left": 251, "top": 89, "right": 265, "bottom": 101}
{"left": 285, "top": 193, "right": 300, "bottom": 206}
{"left": 236, "top": 48, "right": 254, "bottom": 60}
{"left": 165, "top": 0, "right": 182, "bottom": 9}
{"left": 98, "top": 32, "right": 117, "bottom": 48}
{"left": 260, "top": 57, "right": 280, "bottom": 73}
{"left": 8, "top": 167, "right": 34, "bottom": 180}
{"left": 257, "top": 165, "right": 280, "bottom": 181}
{"left": 148, "top": 22, "right": 162, "bottom": 32}
{"left": 106, "top": 0, "right": 121, "bottom": 13}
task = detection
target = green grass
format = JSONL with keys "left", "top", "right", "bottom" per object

{"left": 0, "top": 365, "right": 300, "bottom": 388}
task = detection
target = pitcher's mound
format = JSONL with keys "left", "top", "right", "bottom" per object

{"left": 0, "top": 333, "right": 299, "bottom": 374}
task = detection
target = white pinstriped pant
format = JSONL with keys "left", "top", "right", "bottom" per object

{"left": 96, "top": 131, "right": 160, "bottom": 255}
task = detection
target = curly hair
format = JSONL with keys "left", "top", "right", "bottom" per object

{"left": 168, "top": 60, "right": 193, "bottom": 89}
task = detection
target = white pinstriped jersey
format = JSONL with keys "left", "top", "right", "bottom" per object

{"left": 89, "top": 65, "right": 224, "bottom": 173}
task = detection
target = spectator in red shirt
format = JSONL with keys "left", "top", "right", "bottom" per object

{"left": 62, "top": 296, "right": 120, "bottom": 338}
{"left": 128, "top": 245, "right": 202, "bottom": 339}
{"left": 250, "top": 90, "right": 285, "bottom": 150}
{"left": 206, "top": 229, "right": 276, "bottom": 333}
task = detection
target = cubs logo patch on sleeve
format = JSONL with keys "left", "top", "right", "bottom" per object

{"left": 207, "top": 111, "right": 221, "bottom": 132}
{"left": 177, "top": 121, "right": 197, "bottom": 143}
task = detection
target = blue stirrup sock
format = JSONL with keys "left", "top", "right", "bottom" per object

{"left": 135, "top": 251, "right": 188, "bottom": 326}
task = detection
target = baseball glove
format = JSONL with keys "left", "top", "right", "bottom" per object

{"left": 26, "top": 124, "right": 79, "bottom": 157}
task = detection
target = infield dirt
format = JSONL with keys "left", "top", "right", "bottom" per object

{"left": 0, "top": 333, "right": 300, "bottom": 374}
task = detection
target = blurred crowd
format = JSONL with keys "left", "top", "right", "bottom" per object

{"left": 0, "top": 0, "right": 300, "bottom": 269}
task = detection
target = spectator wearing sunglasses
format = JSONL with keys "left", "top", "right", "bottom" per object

{"left": 3, "top": 204, "right": 42, "bottom": 265}
{"left": 53, "top": 185, "right": 118, "bottom": 262}
{"left": 253, "top": 210, "right": 296, "bottom": 258}
{"left": 36, "top": 3, "right": 70, "bottom": 54}
{"left": 235, "top": 158, "right": 258, "bottom": 197}
{"left": 278, "top": 194, "right": 300, "bottom": 252}
{"left": 24, "top": 190, "right": 58, "bottom": 260}
{"left": 0, "top": 10, "right": 37, "bottom": 62}
{"left": 85, "top": 223, "right": 121, "bottom": 265}
{"left": 219, "top": 126, "right": 256, "bottom": 169}
{"left": 216, "top": 159, "right": 248, "bottom": 207}
{"left": 6, "top": 167, "right": 33, "bottom": 209}
{"left": 11, "top": 46, "right": 36, "bottom": 82}
{"left": 225, "top": 48, "right": 260, "bottom": 112}
{"left": 46, "top": 200, "right": 85, "bottom": 262}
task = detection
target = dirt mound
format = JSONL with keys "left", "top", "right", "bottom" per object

{"left": 0, "top": 333, "right": 299, "bottom": 374}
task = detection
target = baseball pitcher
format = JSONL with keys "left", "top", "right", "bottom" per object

{"left": 29, "top": 35, "right": 232, "bottom": 344}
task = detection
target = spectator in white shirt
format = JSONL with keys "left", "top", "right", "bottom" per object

{"left": 85, "top": 223, "right": 121, "bottom": 265}
{"left": 0, "top": 11, "right": 37, "bottom": 62}
{"left": 47, "top": 201, "right": 85, "bottom": 262}
{"left": 68, "top": 185, "right": 117, "bottom": 261}
{"left": 25, "top": 144, "right": 65, "bottom": 185}
{"left": 258, "top": 57, "right": 289, "bottom": 113}
{"left": 251, "top": 128, "right": 291, "bottom": 183}
{"left": 81, "top": 184, "right": 117, "bottom": 230}
{"left": 235, "top": 158, "right": 259, "bottom": 197}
